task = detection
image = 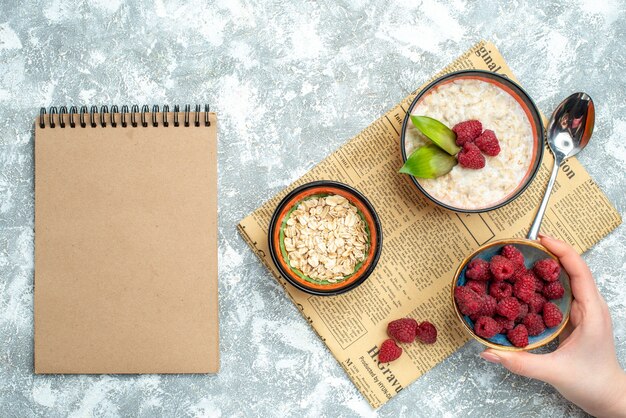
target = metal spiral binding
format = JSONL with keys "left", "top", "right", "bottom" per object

{"left": 80, "top": 106, "right": 88, "bottom": 128}
{"left": 111, "top": 105, "right": 118, "bottom": 127}
{"left": 69, "top": 106, "right": 77, "bottom": 128}
{"left": 38, "top": 104, "right": 211, "bottom": 128}
{"left": 163, "top": 105, "right": 169, "bottom": 127}
{"left": 173, "top": 105, "right": 180, "bottom": 126}
{"left": 152, "top": 105, "right": 159, "bottom": 127}
{"left": 100, "top": 105, "right": 108, "bottom": 127}
{"left": 90, "top": 105, "right": 98, "bottom": 127}
{"left": 131, "top": 105, "right": 139, "bottom": 127}
{"left": 121, "top": 105, "right": 129, "bottom": 127}
{"left": 49, "top": 107, "right": 57, "bottom": 128}
{"left": 59, "top": 106, "right": 67, "bottom": 128}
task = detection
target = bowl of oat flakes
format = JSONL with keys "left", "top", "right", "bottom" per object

{"left": 268, "top": 181, "right": 382, "bottom": 296}
{"left": 401, "top": 70, "right": 544, "bottom": 213}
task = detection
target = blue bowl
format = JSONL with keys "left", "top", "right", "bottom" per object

{"left": 452, "top": 239, "right": 572, "bottom": 351}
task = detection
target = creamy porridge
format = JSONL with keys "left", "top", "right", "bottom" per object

{"left": 404, "top": 78, "right": 534, "bottom": 210}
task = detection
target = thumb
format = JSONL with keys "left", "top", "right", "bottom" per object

{"left": 480, "top": 349, "right": 557, "bottom": 383}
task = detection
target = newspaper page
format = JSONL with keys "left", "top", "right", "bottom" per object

{"left": 237, "top": 40, "right": 622, "bottom": 408}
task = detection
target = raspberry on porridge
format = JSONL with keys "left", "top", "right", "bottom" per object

{"left": 404, "top": 78, "right": 534, "bottom": 210}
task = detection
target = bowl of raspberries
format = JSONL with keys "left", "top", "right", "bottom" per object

{"left": 452, "top": 239, "right": 572, "bottom": 350}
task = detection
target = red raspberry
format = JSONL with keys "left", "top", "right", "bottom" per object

{"left": 516, "top": 303, "right": 529, "bottom": 323}
{"left": 489, "top": 281, "right": 513, "bottom": 300}
{"left": 416, "top": 321, "right": 437, "bottom": 344}
{"left": 543, "top": 302, "right": 563, "bottom": 328}
{"left": 465, "top": 258, "right": 491, "bottom": 281}
{"left": 501, "top": 245, "right": 525, "bottom": 268}
{"left": 510, "top": 265, "right": 528, "bottom": 283}
{"left": 534, "top": 258, "right": 561, "bottom": 282}
{"left": 543, "top": 281, "right": 565, "bottom": 300}
{"left": 523, "top": 313, "right": 546, "bottom": 336}
{"left": 490, "top": 255, "right": 515, "bottom": 281}
{"left": 479, "top": 294, "right": 497, "bottom": 317}
{"left": 514, "top": 273, "right": 536, "bottom": 303}
{"left": 494, "top": 315, "right": 515, "bottom": 333}
{"left": 466, "top": 279, "right": 488, "bottom": 295}
{"left": 457, "top": 142, "right": 485, "bottom": 169}
{"left": 452, "top": 120, "right": 482, "bottom": 146}
{"left": 496, "top": 296, "right": 520, "bottom": 321}
{"left": 474, "top": 316, "right": 500, "bottom": 339}
{"left": 528, "top": 293, "right": 547, "bottom": 314}
{"left": 379, "top": 339, "right": 402, "bottom": 363}
{"left": 387, "top": 318, "right": 418, "bottom": 343}
{"left": 454, "top": 286, "right": 483, "bottom": 316}
{"left": 474, "top": 129, "right": 501, "bottom": 156}
{"left": 468, "top": 294, "right": 497, "bottom": 323}
{"left": 507, "top": 324, "right": 529, "bottom": 348}
{"left": 532, "top": 272, "right": 544, "bottom": 293}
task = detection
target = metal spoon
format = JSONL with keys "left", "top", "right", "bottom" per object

{"left": 527, "top": 92, "right": 595, "bottom": 240}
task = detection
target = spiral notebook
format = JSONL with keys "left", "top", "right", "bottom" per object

{"left": 34, "top": 105, "right": 219, "bottom": 374}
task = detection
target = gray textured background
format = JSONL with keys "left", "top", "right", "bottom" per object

{"left": 1, "top": 0, "right": 624, "bottom": 416}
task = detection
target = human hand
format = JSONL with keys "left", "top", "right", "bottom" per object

{"left": 479, "top": 235, "right": 626, "bottom": 417}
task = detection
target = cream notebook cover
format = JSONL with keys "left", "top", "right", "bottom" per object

{"left": 34, "top": 105, "right": 219, "bottom": 374}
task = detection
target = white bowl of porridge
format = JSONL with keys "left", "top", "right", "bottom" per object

{"left": 401, "top": 70, "right": 544, "bottom": 212}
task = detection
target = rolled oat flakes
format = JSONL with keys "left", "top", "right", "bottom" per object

{"left": 284, "top": 194, "right": 368, "bottom": 282}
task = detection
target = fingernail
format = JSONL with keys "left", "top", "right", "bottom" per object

{"left": 480, "top": 352, "right": 501, "bottom": 364}
{"left": 538, "top": 233, "right": 552, "bottom": 240}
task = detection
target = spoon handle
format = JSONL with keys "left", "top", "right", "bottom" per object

{"left": 528, "top": 159, "right": 560, "bottom": 240}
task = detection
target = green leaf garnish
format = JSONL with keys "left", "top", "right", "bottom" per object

{"left": 410, "top": 115, "right": 460, "bottom": 155}
{"left": 400, "top": 144, "right": 457, "bottom": 179}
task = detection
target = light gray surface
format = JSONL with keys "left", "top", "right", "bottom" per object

{"left": 1, "top": 0, "right": 624, "bottom": 416}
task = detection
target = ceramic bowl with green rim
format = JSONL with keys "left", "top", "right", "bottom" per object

{"left": 268, "top": 180, "right": 382, "bottom": 296}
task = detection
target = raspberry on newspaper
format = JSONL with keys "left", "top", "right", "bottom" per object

{"left": 378, "top": 339, "right": 402, "bottom": 363}
{"left": 383, "top": 317, "right": 438, "bottom": 359}
{"left": 416, "top": 321, "right": 438, "bottom": 344}
{"left": 387, "top": 318, "right": 418, "bottom": 343}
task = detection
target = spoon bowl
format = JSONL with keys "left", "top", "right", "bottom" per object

{"left": 546, "top": 92, "right": 594, "bottom": 160}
